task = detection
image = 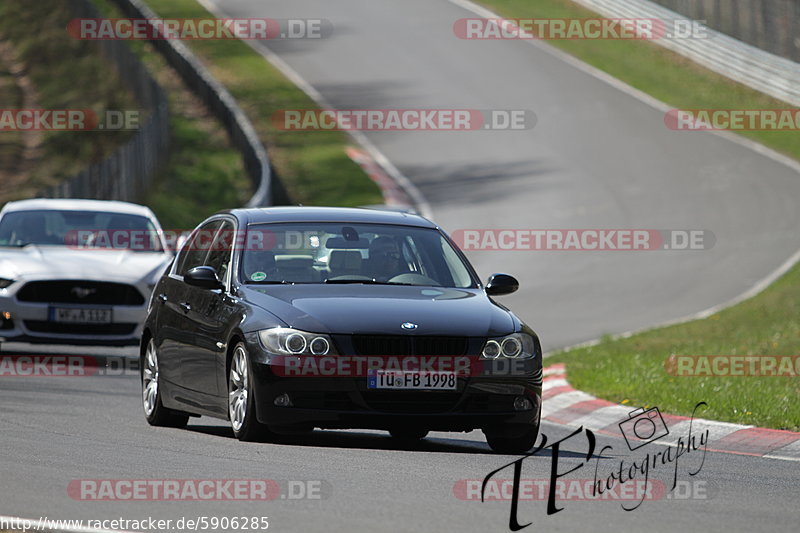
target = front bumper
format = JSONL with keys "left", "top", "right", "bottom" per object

{"left": 246, "top": 338, "right": 542, "bottom": 432}
{"left": 0, "top": 295, "right": 145, "bottom": 346}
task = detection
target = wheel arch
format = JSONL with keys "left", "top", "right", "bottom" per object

{"left": 139, "top": 328, "right": 153, "bottom": 380}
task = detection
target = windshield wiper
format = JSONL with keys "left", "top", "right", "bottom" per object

{"left": 247, "top": 280, "right": 292, "bottom": 285}
{"left": 324, "top": 279, "right": 416, "bottom": 286}
{"left": 325, "top": 278, "right": 380, "bottom": 284}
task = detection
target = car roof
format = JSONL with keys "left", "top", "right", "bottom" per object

{"left": 0, "top": 198, "right": 156, "bottom": 218}
{"left": 229, "top": 206, "right": 438, "bottom": 229}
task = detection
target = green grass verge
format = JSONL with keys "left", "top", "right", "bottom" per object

{"left": 546, "top": 263, "right": 800, "bottom": 431}
{"left": 479, "top": 0, "right": 800, "bottom": 431}
{"left": 0, "top": 0, "right": 137, "bottom": 199}
{"left": 480, "top": 0, "right": 800, "bottom": 160}
{"left": 143, "top": 105, "right": 252, "bottom": 229}
{"left": 142, "top": 0, "right": 382, "bottom": 208}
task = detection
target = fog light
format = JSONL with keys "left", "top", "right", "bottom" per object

{"left": 0, "top": 311, "right": 12, "bottom": 330}
{"left": 513, "top": 396, "right": 532, "bottom": 411}
{"left": 274, "top": 393, "right": 293, "bottom": 407}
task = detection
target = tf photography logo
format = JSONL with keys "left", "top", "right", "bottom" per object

{"left": 478, "top": 402, "right": 710, "bottom": 530}
{"left": 618, "top": 407, "right": 669, "bottom": 451}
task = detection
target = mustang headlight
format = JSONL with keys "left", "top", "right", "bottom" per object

{"left": 481, "top": 333, "right": 536, "bottom": 360}
{"left": 258, "top": 328, "right": 337, "bottom": 356}
{"left": 0, "top": 278, "right": 14, "bottom": 289}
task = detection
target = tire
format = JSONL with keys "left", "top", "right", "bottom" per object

{"left": 228, "top": 342, "right": 270, "bottom": 441}
{"left": 389, "top": 428, "right": 429, "bottom": 442}
{"left": 142, "top": 338, "right": 189, "bottom": 428}
{"left": 484, "top": 424, "right": 539, "bottom": 454}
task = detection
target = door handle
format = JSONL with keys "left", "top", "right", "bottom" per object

{"left": 179, "top": 302, "right": 191, "bottom": 313}
{"left": 157, "top": 293, "right": 167, "bottom": 303}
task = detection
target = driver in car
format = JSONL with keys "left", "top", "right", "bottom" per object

{"left": 366, "top": 236, "right": 403, "bottom": 281}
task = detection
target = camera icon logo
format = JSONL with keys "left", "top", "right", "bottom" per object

{"left": 618, "top": 406, "right": 670, "bottom": 450}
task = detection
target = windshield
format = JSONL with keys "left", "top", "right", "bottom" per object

{"left": 0, "top": 209, "right": 164, "bottom": 252}
{"left": 240, "top": 222, "right": 476, "bottom": 288}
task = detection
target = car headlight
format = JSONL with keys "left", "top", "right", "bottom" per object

{"left": 258, "top": 327, "right": 337, "bottom": 356}
{"left": 481, "top": 333, "right": 536, "bottom": 360}
{"left": 0, "top": 278, "right": 14, "bottom": 289}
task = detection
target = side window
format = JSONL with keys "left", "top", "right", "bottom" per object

{"left": 175, "top": 220, "right": 222, "bottom": 276}
{"left": 205, "top": 220, "right": 235, "bottom": 281}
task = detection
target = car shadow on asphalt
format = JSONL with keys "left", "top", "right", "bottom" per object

{"left": 183, "top": 424, "right": 591, "bottom": 458}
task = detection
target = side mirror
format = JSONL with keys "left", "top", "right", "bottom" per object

{"left": 185, "top": 266, "right": 224, "bottom": 290}
{"left": 485, "top": 273, "right": 519, "bottom": 296}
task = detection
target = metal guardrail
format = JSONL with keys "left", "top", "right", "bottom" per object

{"left": 571, "top": 0, "right": 800, "bottom": 107}
{"left": 38, "top": 0, "right": 169, "bottom": 202}
{"left": 108, "top": 0, "right": 274, "bottom": 207}
{"left": 651, "top": 0, "right": 800, "bottom": 63}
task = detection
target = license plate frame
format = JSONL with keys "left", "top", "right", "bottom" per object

{"left": 367, "top": 370, "right": 457, "bottom": 390}
{"left": 49, "top": 307, "right": 113, "bottom": 324}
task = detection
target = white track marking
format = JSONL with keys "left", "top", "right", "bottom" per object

{"left": 764, "top": 439, "right": 800, "bottom": 461}
{"left": 541, "top": 390, "right": 595, "bottom": 418}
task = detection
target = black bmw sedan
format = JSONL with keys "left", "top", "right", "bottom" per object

{"left": 141, "top": 207, "right": 542, "bottom": 453}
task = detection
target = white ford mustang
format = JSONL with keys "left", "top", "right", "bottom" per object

{"left": 0, "top": 198, "right": 173, "bottom": 346}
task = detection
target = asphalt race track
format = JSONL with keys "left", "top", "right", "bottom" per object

{"left": 2, "top": 0, "right": 799, "bottom": 531}
{"left": 0, "top": 373, "right": 797, "bottom": 532}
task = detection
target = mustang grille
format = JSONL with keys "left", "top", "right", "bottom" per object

{"left": 16, "top": 281, "right": 145, "bottom": 306}
{"left": 24, "top": 321, "right": 137, "bottom": 335}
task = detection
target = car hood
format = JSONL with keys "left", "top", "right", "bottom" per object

{"left": 0, "top": 245, "right": 171, "bottom": 284}
{"left": 242, "top": 284, "right": 516, "bottom": 337}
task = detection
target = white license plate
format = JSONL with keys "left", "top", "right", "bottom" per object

{"left": 50, "top": 307, "right": 112, "bottom": 324}
{"left": 368, "top": 370, "right": 457, "bottom": 390}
